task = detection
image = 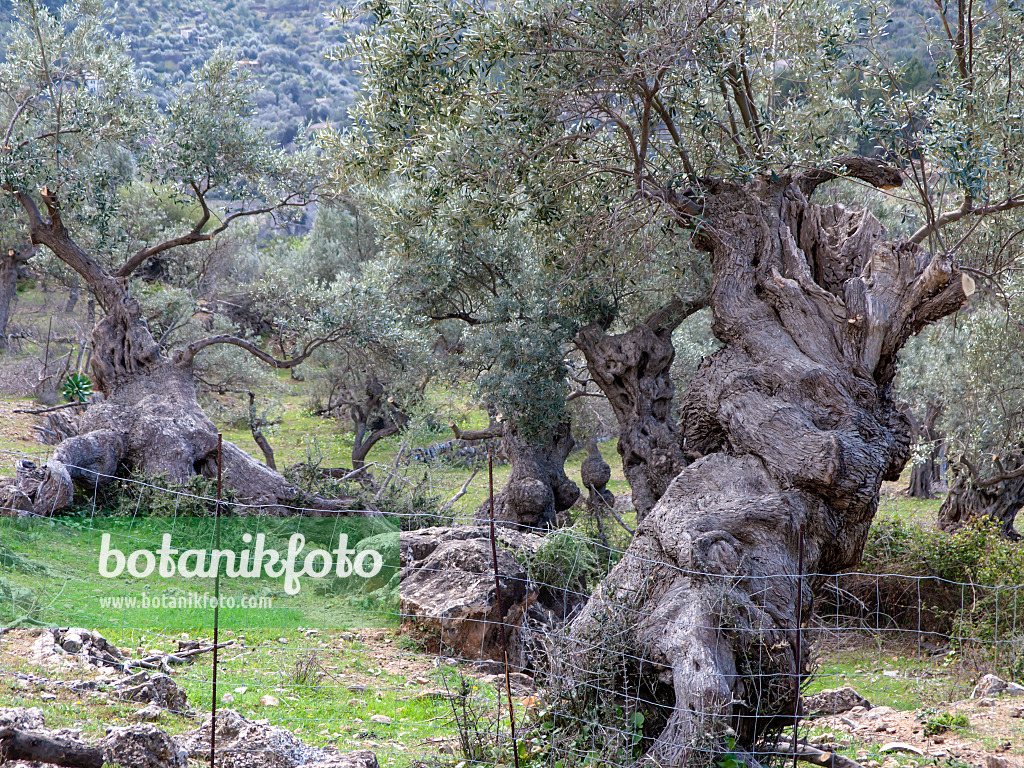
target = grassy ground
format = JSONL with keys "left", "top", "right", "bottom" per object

{"left": 2, "top": 286, "right": 1021, "bottom": 766}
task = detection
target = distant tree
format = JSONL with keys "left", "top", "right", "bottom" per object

{"left": 898, "top": 255, "right": 1024, "bottom": 538}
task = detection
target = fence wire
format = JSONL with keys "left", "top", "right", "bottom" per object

{"left": 1, "top": 445, "right": 1022, "bottom": 768}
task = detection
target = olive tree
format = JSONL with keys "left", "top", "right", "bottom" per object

{"left": 898, "top": 223, "right": 1024, "bottom": 539}
{"left": 1, "top": 0, "right": 351, "bottom": 513}
{"left": 331, "top": 0, "right": 1024, "bottom": 761}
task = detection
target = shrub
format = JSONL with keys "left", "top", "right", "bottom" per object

{"left": 922, "top": 710, "right": 970, "bottom": 737}
{"left": 825, "top": 515, "right": 1024, "bottom": 678}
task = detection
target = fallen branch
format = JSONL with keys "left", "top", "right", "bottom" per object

{"left": 440, "top": 469, "right": 480, "bottom": 512}
{"left": 133, "top": 639, "right": 235, "bottom": 667}
{"left": 374, "top": 439, "right": 408, "bottom": 502}
{"left": 776, "top": 739, "right": 865, "bottom": 768}
{"left": 0, "top": 727, "right": 103, "bottom": 768}
{"left": 14, "top": 401, "right": 84, "bottom": 415}
{"left": 589, "top": 486, "right": 635, "bottom": 535}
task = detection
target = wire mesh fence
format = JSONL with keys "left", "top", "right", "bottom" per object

{"left": 1, "top": 444, "right": 1023, "bottom": 768}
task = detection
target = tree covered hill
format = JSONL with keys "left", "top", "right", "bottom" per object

{"left": 0, "top": 0, "right": 942, "bottom": 150}
{"left": 0, "top": 0, "right": 361, "bottom": 147}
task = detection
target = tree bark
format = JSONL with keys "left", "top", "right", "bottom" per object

{"left": 473, "top": 420, "right": 581, "bottom": 530}
{"left": 248, "top": 392, "right": 277, "bottom": 470}
{"left": 13, "top": 189, "right": 355, "bottom": 516}
{"left": 938, "top": 461, "right": 1024, "bottom": 539}
{"left": 0, "top": 728, "right": 103, "bottom": 768}
{"left": 0, "top": 246, "right": 32, "bottom": 350}
{"left": 564, "top": 176, "right": 967, "bottom": 765}
{"left": 905, "top": 403, "right": 943, "bottom": 498}
{"left": 347, "top": 375, "right": 409, "bottom": 474}
{"left": 576, "top": 296, "right": 706, "bottom": 522}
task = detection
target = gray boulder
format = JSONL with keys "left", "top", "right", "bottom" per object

{"left": 973, "top": 673, "right": 1024, "bottom": 698}
{"left": 104, "top": 724, "right": 188, "bottom": 768}
{"left": 803, "top": 687, "right": 871, "bottom": 716}
{"left": 177, "top": 710, "right": 378, "bottom": 768}
{"left": 400, "top": 526, "right": 540, "bottom": 662}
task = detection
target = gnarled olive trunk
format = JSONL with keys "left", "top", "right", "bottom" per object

{"left": 473, "top": 421, "right": 580, "bottom": 530}
{"left": 14, "top": 190, "right": 354, "bottom": 516}
{"left": 938, "top": 464, "right": 1024, "bottom": 540}
{"left": 576, "top": 297, "right": 703, "bottom": 522}
{"left": 564, "top": 177, "right": 966, "bottom": 766}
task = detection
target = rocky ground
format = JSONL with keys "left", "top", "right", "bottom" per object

{"left": 806, "top": 694, "right": 1024, "bottom": 767}
{"left": 2, "top": 624, "right": 1024, "bottom": 768}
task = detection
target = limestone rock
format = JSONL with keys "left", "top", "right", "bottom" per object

{"left": 104, "top": 724, "right": 188, "bottom": 768}
{"left": 803, "top": 687, "right": 871, "bottom": 716}
{"left": 115, "top": 672, "right": 187, "bottom": 711}
{"left": 399, "top": 526, "right": 537, "bottom": 662}
{"left": 399, "top": 525, "right": 588, "bottom": 666}
{"left": 177, "top": 709, "right": 378, "bottom": 768}
{"left": 304, "top": 753, "right": 378, "bottom": 768}
{"left": 0, "top": 706, "right": 46, "bottom": 730}
{"left": 973, "top": 674, "right": 1024, "bottom": 698}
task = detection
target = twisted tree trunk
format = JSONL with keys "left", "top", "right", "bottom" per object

{"left": 938, "top": 460, "right": 1024, "bottom": 539}
{"left": 13, "top": 189, "right": 355, "bottom": 516}
{"left": 565, "top": 174, "right": 967, "bottom": 766}
{"left": 576, "top": 296, "right": 705, "bottom": 522}
{"left": 471, "top": 421, "right": 580, "bottom": 530}
{"left": 905, "top": 403, "right": 944, "bottom": 498}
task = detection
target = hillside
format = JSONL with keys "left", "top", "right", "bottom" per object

{"left": 0, "top": 0, "right": 361, "bottom": 147}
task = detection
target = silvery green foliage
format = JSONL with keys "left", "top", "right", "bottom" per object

{"left": 325, "top": 0, "right": 1024, "bottom": 443}
{"left": 2, "top": 0, "right": 319, "bottom": 276}
{"left": 0, "top": 0, "right": 153, "bottom": 253}
{"left": 897, "top": 272, "right": 1024, "bottom": 477}
{"left": 254, "top": 236, "right": 430, "bottom": 424}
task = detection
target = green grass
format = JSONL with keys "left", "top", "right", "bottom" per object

{"left": 804, "top": 644, "right": 972, "bottom": 710}
{"left": 0, "top": 626, "right": 490, "bottom": 768}
{"left": 0, "top": 517, "right": 399, "bottom": 633}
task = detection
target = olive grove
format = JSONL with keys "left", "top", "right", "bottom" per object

{"left": 328, "top": 0, "right": 1024, "bottom": 762}
{"left": 0, "top": 0, "right": 364, "bottom": 512}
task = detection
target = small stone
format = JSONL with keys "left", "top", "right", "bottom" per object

{"left": 259, "top": 694, "right": 280, "bottom": 707}
{"left": 234, "top": 686, "right": 248, "bottom": 694}
{"left": 61, "top": 632, "right": 84, "bottom": 653}
{"left": 987, "top": 757, "right": 1011, "bottom": 768}
{"left": 349, "top": 684, "right": 370, "bottom": 693}
{"left": 134, "top": 704, "right": 162, "bottom": 722}
{"left": 369, "top": 714, "right": 391, "bottom": 724}
{"left": 882, "top": 670, "right": 899, "bottom": 678}
{"left": 932, "top": 736, "right": 944, "bottom": 744}
{"left": 40, "top": 693, "right": 57, "bottom": 701}
{"left": 278, "top": 638, "right": 289, "bottom": 644}
{"left": 978, "top": 697, "right": 996, "bottom": 707}
{"left": 348, "top": 699, "right": 367, "bottom": 708}
{"left": 221, "top": 693, "right": 234, "bottom": 705}
{"left": 880, "top": 742, "right": 924, "bottom": 756}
